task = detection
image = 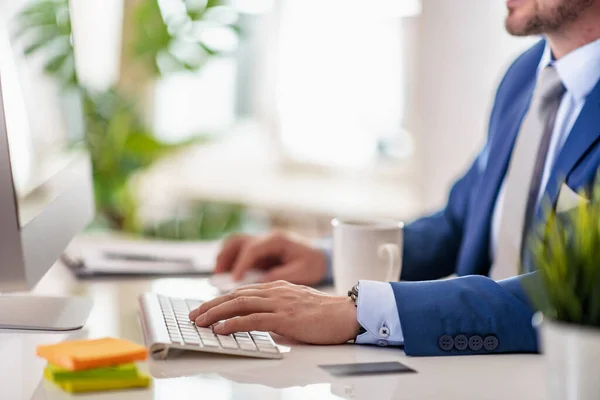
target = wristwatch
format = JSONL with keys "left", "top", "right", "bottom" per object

{"left": 347, "top": 283, "right": 366, "bottom": 343}
{"left": 348, "top": 284, "right": 360, "bottom": 304}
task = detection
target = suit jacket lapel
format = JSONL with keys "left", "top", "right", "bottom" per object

{"left": 539, "top": 79, "right": 600, "bottom": 212}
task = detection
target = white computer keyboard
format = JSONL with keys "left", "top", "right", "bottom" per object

{"left": 138, "top": 293, "right": 282, "bottom": 360}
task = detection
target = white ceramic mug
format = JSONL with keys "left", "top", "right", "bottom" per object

{"left": 331, "top": 218, "right": 404, "bottom": 295}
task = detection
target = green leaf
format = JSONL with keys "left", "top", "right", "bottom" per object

{"left": 187, "top": 9, "right": 206, "bottom": 20}
{"left": 43, "top": 52, "right": 69, "bottom": 73}
{"left": 199, "top": 42, "right": 219, "bottom": 56}
{"left": 123, "top": 130, "right": 209, "bottom": 165}
{"left": 206, "top": 0, "right": 224, "bottom": 8}
{"left": 23, "top": 38, "right": 48, "bottom": 55}
{"left": 226, "top": 23, "right": 242, "bottom": 36}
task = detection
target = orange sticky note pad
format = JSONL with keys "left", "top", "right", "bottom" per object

{"left": 36, "top": 338, "right": 147, "bottom": 371}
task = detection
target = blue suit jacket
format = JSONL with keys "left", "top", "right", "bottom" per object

{"left": 396, "top": 40, "right": 600, "bottom": 356}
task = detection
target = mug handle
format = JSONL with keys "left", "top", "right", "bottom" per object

{"left": 378, "top": 243, "right": 401, "bottom": 282}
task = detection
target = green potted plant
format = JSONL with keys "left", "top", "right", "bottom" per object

{"left": 13, "top": 0, "right": 245, "bottom": 239}
{"left": 528, "top": 188, "right": 600, "bottom": 400}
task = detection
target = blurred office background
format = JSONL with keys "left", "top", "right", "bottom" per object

{"left": 2, "top": 0, "right": 537, "bottom": 240}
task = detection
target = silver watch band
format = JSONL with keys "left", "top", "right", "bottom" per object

{"left": 347, "top": 283, "right": 366, "bottom": 343}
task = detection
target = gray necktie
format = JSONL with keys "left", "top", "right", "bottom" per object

{"left": 492, "top": 66, "right": 565, "bottom": 280}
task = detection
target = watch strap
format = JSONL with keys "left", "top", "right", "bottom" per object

{"left": 347, "top": 283, "right": 366, "bottom": 343}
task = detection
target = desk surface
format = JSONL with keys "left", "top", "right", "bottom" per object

{"left": 2, "top": 262, "right": 546, "bottom": 400}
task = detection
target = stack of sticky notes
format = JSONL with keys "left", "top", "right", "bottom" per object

{"left": 36, "top": 337, "right": 150, "bottom": 394}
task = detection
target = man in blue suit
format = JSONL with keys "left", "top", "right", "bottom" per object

{"left": 189, "top": 0, "right": 600, "bottom": 356}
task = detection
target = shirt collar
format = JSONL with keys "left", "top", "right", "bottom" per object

{"left": 538, "top": 38, "right": 600, "bottom": 101}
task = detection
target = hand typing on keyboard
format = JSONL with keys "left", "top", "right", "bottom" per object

{"left": 188, "top": 281, "right": 361, "bottom": 345}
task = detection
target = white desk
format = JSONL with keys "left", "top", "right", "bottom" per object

{"left": 1, "top": 262, "right": 546, "bottom": 400}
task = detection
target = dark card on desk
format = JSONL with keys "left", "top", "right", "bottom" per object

{"left": 319, "top": 361, "right": 416, "bottom": 377}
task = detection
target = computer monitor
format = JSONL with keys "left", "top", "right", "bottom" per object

{"left": 0, "top": 1, "right": 93, "bottom": 330}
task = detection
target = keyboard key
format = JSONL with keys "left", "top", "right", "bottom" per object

{"left": 216, "top": 333, "right": 234, "bottom": 339}
{"left": 234, "top": 332, "right": 250, "bottom": 339}
{"left": 173, "top": 310, "right": 188, "bottom": 316}
{"left": 183, "top": 332, "right": 200, "bottom": 339}
{"left": 239, "top": 342, "right": 257, "bottom": 351}
{"left": 183, "top": 330, "right": 200, "bottom": 338}
{"left": 256, "top": 342, "right": 276, "bottom": 351}
{"left": 169, "top": 336, "right": 183, "bottom": 344}
{"left": 255, "top": 339, "right": 274, "bottom": 346}
{"left": 201, "top": 340, "right": 220, "bottom": 347}
{"left": 237, "top": 341, "right": 254, "bottom": 348}
{"left": 258, "top": 346, "right": 279, "bottom": 354}
{"left": 183, "top": 337, "right": 201, "bottom": 345}
{"left": 218, "top": 336, "right": 238, "bottom": 345}
{"left": 251, "top": 331, "right": 270, "bottom": 338}
{"left": 220, "top": 341, "right": 239, "bottom": 349}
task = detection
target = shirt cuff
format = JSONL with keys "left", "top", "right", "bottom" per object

{"left": 355, "top": 280, "right": 404, "bottom": 346}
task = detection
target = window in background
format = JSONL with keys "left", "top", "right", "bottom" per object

{"left": 152, "top": 0, "right": 241, "bottom": 143}
{"left": 273, "top": 0, "right": 421, "bottom": 168}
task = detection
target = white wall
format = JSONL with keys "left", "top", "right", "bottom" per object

{"left": 407, "top": 0, "right": 538, "bottom": 212}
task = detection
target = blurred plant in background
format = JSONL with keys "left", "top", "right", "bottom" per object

{"left": 14, "top": 0, "right": 245, "bottom": 240}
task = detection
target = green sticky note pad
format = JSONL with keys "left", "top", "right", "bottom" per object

{"left": 52, "top": 375, "right": 151, "bottom": 393}
{"left": 45, "top": 363, "right": 139, "bottom": 381}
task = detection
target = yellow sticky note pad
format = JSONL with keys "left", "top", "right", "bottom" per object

{"left": 44, "top": 363, "right": 139, "bottom": 381}
{"left": 48, "top": 374, "right": 151, "bottom": 394}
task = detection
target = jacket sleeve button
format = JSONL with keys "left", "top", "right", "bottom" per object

{"left": 483, "top": 335, "right": 499, "bottom": 351}
{"left": 468, "top": 335, "right": 484, "bottom": 351}
{"left": 438, "top": 335, "right": 454, "bottom": 351}
{"left": 454, "top": 334, "right": 468, "bottom": 351}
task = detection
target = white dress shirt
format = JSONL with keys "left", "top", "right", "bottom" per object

{"left": 356, "top": 37, "right": 600, "bottom": 347}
